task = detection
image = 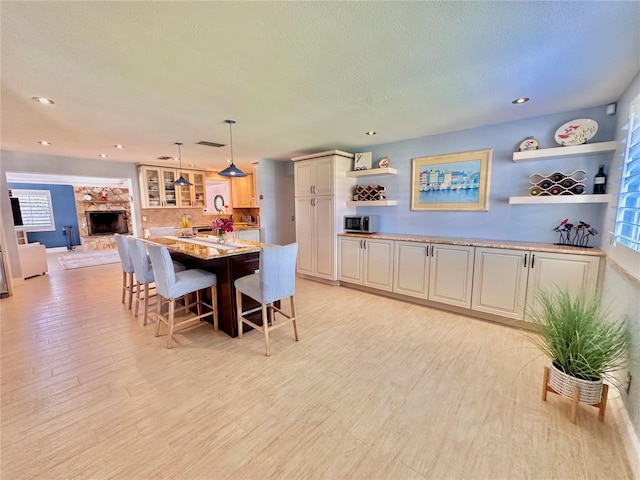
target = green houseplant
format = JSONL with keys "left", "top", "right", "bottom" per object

{"left": 530, "top": 288, "right": 631, "bottom": 404}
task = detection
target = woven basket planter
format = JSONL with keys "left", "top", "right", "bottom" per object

{"left": 548, "top": 362, "right": 603, "bottom": 405}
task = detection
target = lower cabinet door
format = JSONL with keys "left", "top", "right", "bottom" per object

{"left": 428, "top": 244, "right": 474, "bottom": 308}
{"left": 525, "top": 250, "right": 601, "bottom": 320}
{"left": 338, "top": 236, "right": 364, "bottom": 284}
{"left": 362, "top": 238, "right": 394, "bottom": 291}
{"left": 393, "top": 241, "right": 430, "bottom": 299}
{"left": 471, "top": 247, "right": 528, "bottom": 320}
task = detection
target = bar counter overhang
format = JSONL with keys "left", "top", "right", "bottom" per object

{"left": 147, "top": 235, "right": 264, "bottom": 338}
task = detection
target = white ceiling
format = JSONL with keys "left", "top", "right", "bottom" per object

{"left": 1, "top": 1, "right": 639, "bottom": 173}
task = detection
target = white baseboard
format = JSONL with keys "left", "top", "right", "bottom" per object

{"left": 611, "top": 396, "right": 640, "bottom": 478}
{"left": 46, "top": 246, "right": 70, "bottom": 253}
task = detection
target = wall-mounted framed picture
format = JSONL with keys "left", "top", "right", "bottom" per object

{"left": 354, "top": 152, "right": 372, "bottom": 171}
{"left": 410, "top": 148, "right": 492, "bottom": 211}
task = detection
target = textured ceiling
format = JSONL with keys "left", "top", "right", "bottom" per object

{"left": 1, "top": 1, "right": 639, "bottom": 173}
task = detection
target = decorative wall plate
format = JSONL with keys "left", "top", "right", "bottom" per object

{"left": 554, "top": 118, "right": 598, "bottom": 146}
{"left": 379, "top": 157, "right": 390, "bottom": 168}
{"left": 519, "top": 137, "right": 539, "bottom": 151}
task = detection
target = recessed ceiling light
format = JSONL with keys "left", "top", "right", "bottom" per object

{"left": 114, "top": 144, "right": 125, "bottom": 149}
{"left": 227, "top": 159, "right": 231, "bottom": 163}
{"left": 365, "top": 131, "right": 377, "bottom": 135}
{"left": 99, "top": 154, "right": 108, "bottom": 158}
{"left": 32, "top": 97, "right": 54, "bottom": 105}
{"left": 512, "top": 97, "right": 530, "bottom": 104}
{"left": 189, "top": 164, "right": 196, "bottom": 167}
{"left": 38, "top": 140, "right": 51, "bottom": 146}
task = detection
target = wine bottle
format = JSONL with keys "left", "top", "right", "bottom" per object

{"left": 593, "top": 165, "right": 607, "bottom": 194}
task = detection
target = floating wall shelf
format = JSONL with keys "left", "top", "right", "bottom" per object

{"left": 512, "top": 141, "right": 617, "bottom": 162}
{"left": 347, "top": 200, "right": 397, "bottom": 207}
{"left": 508, "top": 194, "right": 613, "bottom": 205}
{"left": 346, "top": 167, "right": 397, "bottom": 177}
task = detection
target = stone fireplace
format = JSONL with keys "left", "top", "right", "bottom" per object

{"left": 74, "top": 186, "right": 132, "bottom": 251}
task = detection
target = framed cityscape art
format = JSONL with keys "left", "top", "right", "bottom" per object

{"left": 410, "top": 148, "right": 493, "bottom": 211}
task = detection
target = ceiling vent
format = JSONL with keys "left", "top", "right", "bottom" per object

{"left": 197, "top": 141, "right": 225, "bottom": 148}
{"left": 156, "top": 156, "right": 174, "bottom": 160}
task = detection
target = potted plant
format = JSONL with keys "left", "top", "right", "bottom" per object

{"left": 530, "top": 288, "right": 630, "bottom": 407}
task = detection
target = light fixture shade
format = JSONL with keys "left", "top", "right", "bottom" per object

{"left": 172, "top": 142, "right": 193, "bottom": 186}
{"left": 218, "top": 163, "right": 247, "bottom": 177}
{"left": 174, "top": 175, "right": 193, "bottom": 186}
{"left": 219, "top": 119, "right": 247, "bottom": 177}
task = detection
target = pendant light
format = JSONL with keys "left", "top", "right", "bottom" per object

{"left": 218, "top": 120, "right": 247, "bottom": 177}
{"left": 173, "top": 142, "right": 193, "bottom": 187}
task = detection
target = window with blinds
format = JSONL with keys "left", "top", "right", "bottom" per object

{"left": 614, "top": 95, "right": 640, "bottom": 253}
{"left": 11, "top": 189, "right": 56, "bottom": 232}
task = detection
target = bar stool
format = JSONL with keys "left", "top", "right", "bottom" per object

{"left": 235, "top": 243, "right": 299, "bottom": 356}
{"left": 127, "top": 237, "right": 186, "bottom": 325}
{"left": 113, "top": 233, "right": 136, "bottom": 310}
{"left": 146, "top": 243, "right": 218, "bottom": 348}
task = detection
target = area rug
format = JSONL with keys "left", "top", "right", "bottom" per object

{"left": 58, "top": 249, "right": 121, "bottom": 270}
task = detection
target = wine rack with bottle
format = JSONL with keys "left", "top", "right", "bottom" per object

{"left": 528, "top": 170, "right": 586, "bottom": 196}
{"left": 353, "top": 184, "right": 386, "bottom": 201}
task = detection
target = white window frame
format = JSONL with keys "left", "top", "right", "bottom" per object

{"left": 614, "top": 94, "right": 640, "bottom": 253}
{"left": 11, "top": 189, "right": 56, "bottom": 232}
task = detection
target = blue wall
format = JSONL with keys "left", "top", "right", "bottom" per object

{"left": 354, "top": 105, "right": 617, "bottom": 246}
{"left": 8, "top": 183, "right": 80, "bottom": 248}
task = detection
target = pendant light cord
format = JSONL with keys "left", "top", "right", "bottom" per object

{"left": 229, "top": 121, "right": 234, "bottom": 165}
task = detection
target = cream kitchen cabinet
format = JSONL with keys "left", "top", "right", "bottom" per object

{"left": 231, "top": 174, "right": 254, "bottom": 208}
{"left": 393, "top": 242, "right": 474, "bottom": 306}
{"left": 292, "top": 150, "right": 355, "bottom": 282}
{"left": 294, "top": 156, "right": 335, "bottom": 196}
{"left": 176, "top": 171, "right": 206, "bottom": 207}
{"left": 525, "top": 250, "right": 600, "bottom": 317}
{"left": 139, "top": 166, "right": 178, "bottom": 208}
{"left": 471, "top": 247, "right": 601, "bottom": 321}
{"left": 428, "top": 244, "right": 475, "bottom": 308}
{"left": 295, "top": 196, "right": 336, "bottom": 280}
{"left": 393, "top": 241, "right": 430, "bottom": 299}
{"left": 139, "top": 166, "right": 206, "bottom": 208}
{"left": 338, "top": 237, "right": 394, "bottom": 291}
{"left": 471, "top": 247, "right": 529, "bottom": 320}
{"left": 235, "top": 228, "right": 261, "bottom": 242}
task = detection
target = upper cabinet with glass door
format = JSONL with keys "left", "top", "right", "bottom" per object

{"left": 139, "top": 165, "right": 207, "bottom": 208}
{"left": 176, "top": 171, "right": 206, "bottom": 207}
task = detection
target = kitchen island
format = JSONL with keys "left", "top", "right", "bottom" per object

{"left": 147, "top": 235, "right": 264, "bottom": 337}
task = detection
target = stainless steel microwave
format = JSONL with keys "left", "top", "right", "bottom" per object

{"left": 344, "top": 215, "right": 379, "bottom": 233}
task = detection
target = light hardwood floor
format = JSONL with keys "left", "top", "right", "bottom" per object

{"left": 0, "top": 258, "right": 633, "bottom": 479}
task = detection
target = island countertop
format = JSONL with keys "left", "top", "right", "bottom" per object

{"left": 148, "top": 234, "right": 262, "bottom": 260}
{"left": 338, "top": 232, "right": 606, "bottom": 256}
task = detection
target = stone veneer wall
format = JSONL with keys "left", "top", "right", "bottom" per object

{"left": 74, "top": 187, "right": 132, "bottom": 251}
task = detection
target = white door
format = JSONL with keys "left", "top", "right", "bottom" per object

{"left": 338, "top": 236, "right": 363, "bottom": 284}
{"left": 362, "top": 238, "right": 394, "bottom": 291}
{"left": 471, "top": 247, "right": 529, "bottom": 320}
{"left": 393, "top": 241, "right": 430, "bottom": 299}
{"left": 429, "top": 244, "right": 475, "bottom": 308}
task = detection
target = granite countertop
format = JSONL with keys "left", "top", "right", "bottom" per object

{"left": 338, "top": 232, "right": 606, "bottom": 256}
{"left": 148, "top": 234, "right": 262, "bottom": 260}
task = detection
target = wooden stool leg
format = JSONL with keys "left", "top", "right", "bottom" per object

{"left": 542, "top": 366, "right": 550, "bottom": 401}
{"left": 236, "top": 289, "right": 243, "bottom": 338}
{"left": 570, "top": 386, "right": 580, "bottom": 424}
{"left": 121, "top": 271, "right": 127, "bottom": 303}
{"left": 598, "top": 384, "right": 609, "bottom": 422}
{"left": 155, "top": 296, "right": 163, "bottom": 337}
{"left": 290, "top": 295, "right": 299, "bottom": 341}
{"left": 143, "top": 284, "right": 150, "bottom": 326}
{"left": 167, "top": 299, "right": 175, "bottom": 349}
{"left": 134, "top": 281, "right": 141, "bottom": 317}
{"left": 262, "top": 303, "right": 270, "bottom": 356}
{"left": 211, "top": 285, "right": 219, "bottom": 331}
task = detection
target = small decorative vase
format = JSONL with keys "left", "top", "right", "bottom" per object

{"left": 217, "top": 230, "right": 227, "bottom": 244}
